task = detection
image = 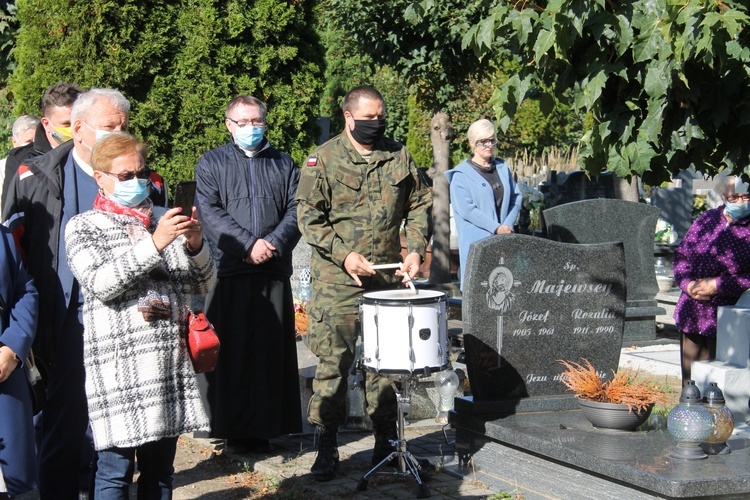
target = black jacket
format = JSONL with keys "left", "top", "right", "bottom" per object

{"left": 1, "top": 123, "right": 53, "bottom": 204}
{"left": 195, "top": 139, "right": 301, "bottom": 278}
{"left": 2, "top": 142, "right": 72, "bottom": 364}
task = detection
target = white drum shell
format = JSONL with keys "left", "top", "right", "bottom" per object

{"left": 360, "top": 289, "right": 448, "bottom": 374}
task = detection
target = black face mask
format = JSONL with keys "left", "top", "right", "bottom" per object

{"left": 350, "top": 119, "right": 386, "bottom": 146}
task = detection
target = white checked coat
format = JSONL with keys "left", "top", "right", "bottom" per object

{"left": 65, "top": 208, "right": 216, "bottom": 451}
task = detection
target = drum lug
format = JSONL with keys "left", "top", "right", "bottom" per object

{"left": 438, "top": 342, "right": 444, "bottom": 360}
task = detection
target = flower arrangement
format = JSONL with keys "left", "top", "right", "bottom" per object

{"left": 520, "top": 182, "right": 544, "bottom": 211}
{"left": 519, "top": 182, "right": 545, "bottom": 232}
{"left": 293, "top": 299, "right": 309, "bottom": 338}
{"left": 654, "top": 218, "right": 678, "bottom": 244}
{"left": 557, "top": 358, "right": 669, "bottom": 413}
{"left": 692, "top": 194, "right": 708, "bottom": 220}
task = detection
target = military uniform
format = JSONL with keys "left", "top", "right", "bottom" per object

{"left": 296, "top": 132, "right": 432, "bottom": 428}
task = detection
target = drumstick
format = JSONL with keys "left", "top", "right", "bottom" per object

{"left": 368, "top": 263, "right": 403, "bottom": 270}
{"left": 402, "top": 271, "right": 418, "bottom": 295}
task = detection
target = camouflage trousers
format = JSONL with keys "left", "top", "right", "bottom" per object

{"left": 306, "top": 280, "right": 397, "bottom": 428}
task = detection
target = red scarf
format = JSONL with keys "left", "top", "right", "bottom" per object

{"left": 93, "top": 194, "right": 153, "bottom": 227}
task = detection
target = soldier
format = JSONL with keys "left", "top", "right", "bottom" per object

{"left": 296, "top": 85, "right": 432, "bottom": 481}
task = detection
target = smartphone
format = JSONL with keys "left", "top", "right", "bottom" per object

{"left": 173, "top": 181, "right": 197, "bottom": 217}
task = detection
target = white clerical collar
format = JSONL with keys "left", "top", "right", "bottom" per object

{"left": 72, "top": 148, "right": 95, "bottom": 176}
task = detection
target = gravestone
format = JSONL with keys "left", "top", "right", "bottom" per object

{"left": 539, "top": 170, "right": 617, "bottom": 208}
{"left": 291, "top": 240, "right": 312, "bottom": 295}
{"left": 692, "top": 291, "right": 750, "bottom": 423}
{"left": 650, "top": 186, "right": 693, "bottom": 241}
{"left": 544, "top": 199, "right": 664, "bottom": 342}
{"left": 458, "top": 234, "right": 626, "bottom": 415}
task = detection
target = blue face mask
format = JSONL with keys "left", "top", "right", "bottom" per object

{"left": 234, "top": 125, "right": 265, "bottom": 150}
{"left": 725, "top": 200, "right": 750, "bottom": 221}
{"left": 110, "top": 178, "right": 150, "bottom": 208}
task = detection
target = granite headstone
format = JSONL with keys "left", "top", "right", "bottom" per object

{"left": 544, "top": 199, "right": 659, "bottom": 303}
{"left": 543, "top": 199, "right": 664, "bottom": 341}
{"left": 539, "top": 170, "right": 617, "bottom": 208}
{"left": 460, "top": 234, "right": 625, "bottom": 409}
{"left": 291, "top": 240, "right": 313, "bottom": 295}
{"left": 650, "top": 186, "right": 693, "bottom": 241}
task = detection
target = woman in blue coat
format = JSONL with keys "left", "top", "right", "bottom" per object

{"left": 445, "top": 119, "right": 522, "bottom": 290}
{"left": 0, "top": 224, "right": 39, "bottom": 496}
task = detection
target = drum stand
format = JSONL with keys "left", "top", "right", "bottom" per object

{"left": 356, "top": 374, "right": 430, "bottom": 498}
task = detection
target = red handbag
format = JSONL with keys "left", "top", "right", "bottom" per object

{"left": 187, "top": 310, "right": 220, "bottom": 373}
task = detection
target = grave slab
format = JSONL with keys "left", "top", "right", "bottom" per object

{"left": 450, "top": 409, "right": 750, "bottom": 499}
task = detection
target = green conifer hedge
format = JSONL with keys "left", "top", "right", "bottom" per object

{"left": 10, "top": 0, "right": 323, "bottom": 193}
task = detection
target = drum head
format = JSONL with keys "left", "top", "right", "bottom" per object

{"left": 361, "top": 289, "right": 446, "bottom": 305}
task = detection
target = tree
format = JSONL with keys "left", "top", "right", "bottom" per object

{"left": 10, "top": 0, "right": 324, "bottom": 190}
{"left": 324, "top": 0, "right": 494, "bottom": 283}
{"left": 462, "top": 0, "right": 750, "bottom": 185}
{"left": 0, "top": 1, "right": 18, "bottom": 157}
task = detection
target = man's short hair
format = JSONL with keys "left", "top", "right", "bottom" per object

{"left": 226, "top": 95, "right": 268, "bottom": 119}
{"left": 70, "top": 88, "right": 130, "bottom": 123}
{"left": 11, "top": 114, "right": 40, "bottom": 141}
{"left": 90, "top": 132, "right": 147, "bottom": 173}
{"left": 40, "top": 82, "right": 83, "bottom": 116}
{"left": 342, "top": 85, "right": 385, "bottom": 115}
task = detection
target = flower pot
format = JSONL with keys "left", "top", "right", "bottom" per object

{"left": 577, "top": 398, "right": 654, "bottom": 431}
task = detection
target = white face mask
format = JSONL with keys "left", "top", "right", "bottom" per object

{"left": 81, "top": 121, "right": 113, "bottom": 151}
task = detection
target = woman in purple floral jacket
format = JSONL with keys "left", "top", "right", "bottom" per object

{"left": 673, "top": 175, "right": 750, "bottom": 383}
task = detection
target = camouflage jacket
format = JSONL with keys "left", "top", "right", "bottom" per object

{"left": 296, "top": 133, "right": 432, "bottom": 286}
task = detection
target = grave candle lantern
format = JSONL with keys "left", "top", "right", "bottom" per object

{"left": 434, "top": 367, "right": 459, "bottom": 424}
{"left": 667, "top": 380, "right": 713, "bottom": 460}
{"left": 701, "top": 382, "right": 734, "bottom": 455}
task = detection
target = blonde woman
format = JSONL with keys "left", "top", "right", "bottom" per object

{"left": 445, "top": 119, "right": 522, "bottom": 289}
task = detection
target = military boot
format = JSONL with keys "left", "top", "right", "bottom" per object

{"left": 371, "top": 419, "right": 398, "bottom": 467}
{"left": 311, "top": 426, "right": 339, "bottom": 481}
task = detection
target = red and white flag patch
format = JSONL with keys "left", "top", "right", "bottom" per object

{"left": 306, "top": 156, "right": 318, "bottom": 166}
{"left": 18, "top": 165, "right": 34, "bottom": 181}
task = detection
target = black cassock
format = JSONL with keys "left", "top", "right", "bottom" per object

{"left": 205, "top": 273, "right": 302, "bottom": 439}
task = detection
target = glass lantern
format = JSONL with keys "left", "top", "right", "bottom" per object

{"left": 702, "top": 382, "right": 734, "bottom": 455}
{"left": 667, "top": 380, "right": 713, "bottom": 460}
{"left": 434, "top": 367, "right": 459, "bottom": 424}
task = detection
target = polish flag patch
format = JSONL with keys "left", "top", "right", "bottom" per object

{"left": 18, "top": 165, "right": 33, "bottom": 181}
{"left": 306, "top": 157, "right": 317, "bottom": 166}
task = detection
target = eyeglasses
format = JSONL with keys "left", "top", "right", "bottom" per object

{"left": 476, "top": 139, "right": 497, "bottom": 148}
{"left": 103, "top": 168, "right": 151, "bottom": 182}
{"left": 725, "top": 194, "right": 750, "bottom": 203}
{"left": 227, "top": 117, "right": 266, "bottom": 127}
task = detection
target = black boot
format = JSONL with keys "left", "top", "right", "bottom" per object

{"left": 311, "top": 426, "right": 339, "bottom": 481}
{"left": 371, "top": 419, "right": 398, "bottom": 467}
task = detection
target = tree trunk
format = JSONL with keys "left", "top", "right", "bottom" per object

{"left": 428, "top": 109, "right": 454, "bottom": 284}
{"left": 614, "top": 176, "right": 640, "bottom": 202}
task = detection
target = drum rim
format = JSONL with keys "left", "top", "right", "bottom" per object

{"left": 362, "top": 362, "right": 451, "bottom": 376}
{"left": 360, "top": 289, "right": 447, "bottom": 305}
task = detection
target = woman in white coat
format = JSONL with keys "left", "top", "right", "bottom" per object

{"left": 65, "top": 132, "right": 216, "bottom": 499}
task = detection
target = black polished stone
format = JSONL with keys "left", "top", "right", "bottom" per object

{"left": 461, "top": 234, "right": 626, "bottom": 403}
{"left": 544, "top": 198, "right": 661, "bottom": 303}
{"left": 451, "top": 409, "right": 750, "bottom": 498}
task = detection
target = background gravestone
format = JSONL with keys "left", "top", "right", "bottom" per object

{"left": 291, "top": 240, "right": 313, "bottom": 295}
{"left": 458, "top": 234, "right": 625, "bottom": 414}
{"left": 538, "top": 170, "right": 617, "bottom": 208}
{"left": 544, "top": 199, "right": 663, "bottom": 342}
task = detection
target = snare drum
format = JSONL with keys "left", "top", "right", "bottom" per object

{"left": 359, "top": 289, "right": 448, "bottom": 375}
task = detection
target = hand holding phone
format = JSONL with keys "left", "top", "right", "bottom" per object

{"left": 173, "top": 181, "right": 197, "bottom": 217}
